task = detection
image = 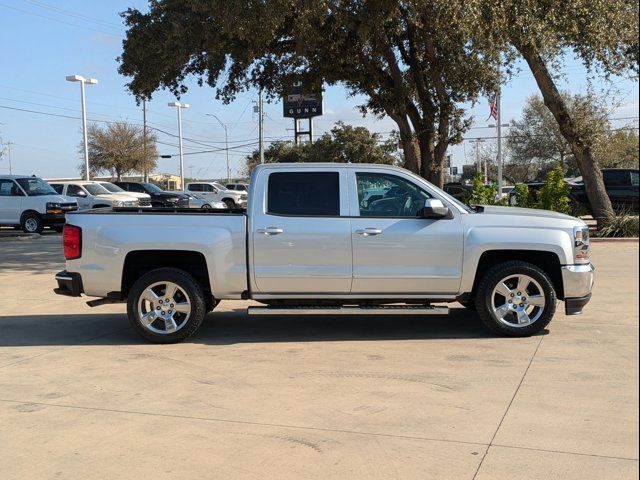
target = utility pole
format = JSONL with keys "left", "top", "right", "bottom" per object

{"left": 5, "top": 141, "right": 13, "bottom": 175}
{"left": 205, "top": 113, "right": 230, "bottom": 183}
{"left": 143, "top": 99, "right": 148, "bottom": 182}
{"left": 475, "top": 139, "right": 485, "bottom": 176}
{"left": 258, "top": 88, "right": 265, "bottom": 164}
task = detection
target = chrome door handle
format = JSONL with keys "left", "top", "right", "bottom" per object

{"left": 257, "top": 227, "right": 284, "bottom": 235}
{"left": 355, "top": 228, "right": 383, "bottom": 236}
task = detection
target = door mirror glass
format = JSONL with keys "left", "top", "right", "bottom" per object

{"left": 419, "top": 199, "right": 450, "bottom": 219}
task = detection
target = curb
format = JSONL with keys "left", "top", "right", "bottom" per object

{"left": 590, "top": 237, "right": 639, "bottom": 244}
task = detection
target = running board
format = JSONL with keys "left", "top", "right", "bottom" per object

{"left": 247, "top": 305, "right": 450, "bottom": 316}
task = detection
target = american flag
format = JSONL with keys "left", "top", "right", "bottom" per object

{"left": 487, "top": 93, "right": 499, "bottom": 121}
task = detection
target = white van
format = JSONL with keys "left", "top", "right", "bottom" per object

{"left": 185, "top": 181, "right": 247, "bottom": 209}
{"left": 49, "top": 181, "right": 140, "bottom": 210}
{"left": 0, "top": 175, "right": 78, "bottom": 233}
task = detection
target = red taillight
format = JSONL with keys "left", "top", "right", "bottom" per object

{"left": 63, "top": 224, "right": 82, "bottom": 260}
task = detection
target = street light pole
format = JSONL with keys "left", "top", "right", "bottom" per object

{"left": 66, "top": 75, "right": 98, "bottom": 181}
{"left": 206, "top": 113, "right": 230, "bottom": 183}
{"left": 168, "top": 101, "right": 189, "bottom": 190}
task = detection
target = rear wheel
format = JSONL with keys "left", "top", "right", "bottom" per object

{"left": 201, "top": 204, "right": 212, "bottom": 210}
{"left": 127, "top": 268, "right": 206, "bottom": 344}
{"left": 475, "top": 261, "right": 556, "bottom": 336}
{"left": 223, "top": 199, "right": 235, "bottom": 209}
{"left": 20, "top": 212, "right": 43, "bottom": 234}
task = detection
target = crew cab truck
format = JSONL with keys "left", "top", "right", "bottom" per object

{"left": 55, "top": 163, "right": 595, "bottom": 344}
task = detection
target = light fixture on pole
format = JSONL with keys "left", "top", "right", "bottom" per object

{"left": 66, "top": 74, "right": 98, "bottom": 181}
{"left": 168, "top": 101, "right": 189, "bottom": 190}
{"left": 206, "top": 113, "right": 230, "bottom": 183}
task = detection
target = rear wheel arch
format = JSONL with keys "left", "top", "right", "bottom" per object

{"left": 121, "top": 250, "right": 213, "bottom": 303}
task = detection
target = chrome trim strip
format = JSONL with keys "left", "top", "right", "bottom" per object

{"left": 247, "top": 306, "right": 450, "bottom": 316}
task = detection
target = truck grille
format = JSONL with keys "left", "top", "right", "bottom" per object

{"left": 178, "top": 198, "right": 190, "bottom": 208}
{"left": 60, "top": 203, "right": 78, "bottom": 212}
{"left": 139, "top": 199, "right": 151, "bottom": 207}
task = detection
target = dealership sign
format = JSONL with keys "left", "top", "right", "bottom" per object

{"left": 283, "top": 81, "right": 323, "bottom": 119}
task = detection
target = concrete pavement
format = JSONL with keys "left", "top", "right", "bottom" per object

{"left": 0, "top": 236, "right": 637, "bottom": 479}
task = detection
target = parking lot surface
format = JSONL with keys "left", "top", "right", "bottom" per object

{"left": 0, "top": 235, "right": 638, "bottom": 479}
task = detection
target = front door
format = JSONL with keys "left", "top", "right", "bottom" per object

{"left": 65, "top": 184, "right": 91, "bottom": 210}
{"left": 349, "top": 170, "right": 464, "bottom": 295}
{"left": 0, "top": 180, "right": 23, "bottom": 223}
{"left": 251, "top": 169, "right": 352, "bottom": 294}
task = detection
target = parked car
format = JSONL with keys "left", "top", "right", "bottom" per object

{"left": 186, "top": 181, "right": 247, "bottom": 209}
{"left": 509, "top": 169, "right": 639, "bottom": 212}
{"left": 0, "top": 175, "right": 77, "bottom": 233}
{"left": 171, "top": 191, "right": 226, "bottom": 210}
{"left": 225, "top": 183, "right": 249, "bottom": 192}
{"left": 442, "top": 182, "right": 472, "bottom": 202}
{"left": 113, "top": 181, "right": 190, "bottom": 208}
{"left": 571, "top": 168, "right": 639, "bottom": 213}
{"left": 55, "top": 163, "right": 594, "bottom": 344}
{"left": 95, "top": 181, "right": 152, "bottom": 207}
{"left": 49, "top": 181, "right": 140, "bottom": 210}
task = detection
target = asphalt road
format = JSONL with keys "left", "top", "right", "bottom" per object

{"left": 0, "top": 235, "right": 638, "bottom": 479}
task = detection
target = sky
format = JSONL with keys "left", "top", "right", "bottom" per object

{"left": 0, "top": 0, "right": 638, "bottom": 180}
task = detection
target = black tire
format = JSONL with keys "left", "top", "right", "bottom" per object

{"left": 223, "top": 199, "right": 235, "bottom": 209}
{"left": 474, "top": 261, "right": 556, "bottom": 337}
{"left": 201, "top": 204, "right": 212, "bottom": 210}
{"left": 52, "top": 225, "right": 64, "bottom": 233}
{"left": 20, "top": 212, "right": 43, "bottom": 234}
{"left": 127, "top": 268, "right": 207, "bottom": 344}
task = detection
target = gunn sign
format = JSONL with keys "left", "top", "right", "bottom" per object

{"left": 283, "top": 81, "right": 323, "bottom": 119}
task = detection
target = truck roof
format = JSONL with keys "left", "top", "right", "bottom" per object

{"left": 252, "top": 162, "right": 408, "bottom": 172}
{"left": 0, "top": 174, "right": 39, "bottom": 180}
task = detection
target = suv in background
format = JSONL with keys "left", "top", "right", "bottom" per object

{"left": 571, "top": 168, "right": 639, "bottom": 213}
{"left": 186, "top": 181, "right": 247, "bottom": 209}
{"left": 95, "top": 181, "right": 152, "bottom": 207}
{"left": 225, "top": 183, "right": 249, "bottom": 193}
{"left": 0, "top": 175, "right": 77, "bottom": 233}
{"left": 114, "top": 181, "right": 190, "bottom": 208}
{"left": 49, "top": 181, "right": 140, "bottom": 210}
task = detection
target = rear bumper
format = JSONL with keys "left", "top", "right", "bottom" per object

{"left": 53, "top": 270, "right": 83, "bottom": 297}
{"left": 561, "top": 264, "right": 595, "bottom": 315}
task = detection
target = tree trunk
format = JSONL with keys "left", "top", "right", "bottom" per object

{"left": 518, "top": 43, "right": 614, "bottom": 227}
{"left": 389, "top": 111, "right": 420, "bottom": 174}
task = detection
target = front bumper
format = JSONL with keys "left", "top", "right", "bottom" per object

{"left": 561, "top": 264, "right": 595, "bottom": 315}
{"left": 54, "top": 270, "right": 83, "bottom": 297}
{"left": 41, "top": 213, "right": 67, "bottom": 225}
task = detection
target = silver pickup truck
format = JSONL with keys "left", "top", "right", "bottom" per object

{"left": 54, "top": 163, "right": 594, "bottom": 343}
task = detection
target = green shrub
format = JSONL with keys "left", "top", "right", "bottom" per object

{"left": 536, "top": 166, "right": 571, "bottom": 214}
{"left": 597, "top": 215, "right": 639, "bottom": 238}
{"left": 468, "top": 174, "right": 498, "bottom": 206}
{"left": 513, "top": 183, "right": 533, "bottom": 208}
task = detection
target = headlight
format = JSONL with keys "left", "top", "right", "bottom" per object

{"left": 112, "top": 200, "right": 124, "bottom": 207}
{"left": 573, "top": 225, "right": 590, "bottom": 262}
{"left": 124, "top": 200, "right": 137, "bottom": 207}
{"left": 46, "top": 202, "right": 63, "bottom": 214}
{"left": 167, "top": 197, "right": 179, "bottom": 203}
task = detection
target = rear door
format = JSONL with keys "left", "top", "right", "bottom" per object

{"left": 250, "top": 168, "right": 352, "bottom": 294}
{"left": 0, "top": 179, "right": 23, "bottom": 223}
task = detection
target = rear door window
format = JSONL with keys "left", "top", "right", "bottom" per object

{"left": 603, "top": 170, "right": 630, "bottom": 187}
{"left": 267, "top": 172, "right": 340, "bottom": 216}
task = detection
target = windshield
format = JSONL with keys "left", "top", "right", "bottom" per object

{"left": 16, "top": 177, "right": 57, "bottom": 196}
{"left": 142, "top": 182, "right": 163, "bottom": 193}
{"left": 83, "top": 183, "right": 111, "bottom": 195}
{"left": 212, "top": 182, "right": 227, "bottom": 191}
{"left": 99, "top": 182, "right": 125, "bottom": 193}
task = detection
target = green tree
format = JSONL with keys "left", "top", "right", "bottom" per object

{"left": 243, "top": 122, "right": 398, "bottom": 176}
{"left": 594, "top": 129, "right": 639, "bottom": 169}
{"left": 481, "top": 0, "right": 639, "bottom": 227}
{"left": 82, "top": 121, "right": 158, "bottom": 179}
{"left": 118, "top": 1, "right": 502, "bottom": 187}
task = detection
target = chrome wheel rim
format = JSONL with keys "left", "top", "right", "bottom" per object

{"left": 491, "top": 274, "right": 546, "bottom": 328}
{"left": 137, "top": 281, "right": 191, "bottom": 334}
{"left": 24, "top": 218, "right": 38, "bottom": 232}
{"left": 201, "top": 204, "right": 211, "bottom": 210}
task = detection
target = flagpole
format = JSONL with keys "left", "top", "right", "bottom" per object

{"left": 496, "top": 91, "right": 503, "bottom": 202}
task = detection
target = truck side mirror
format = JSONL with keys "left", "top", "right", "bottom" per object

{"left": 419, "top": 199, "right": 451, "bottom": 219}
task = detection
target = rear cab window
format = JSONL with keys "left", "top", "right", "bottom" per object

{"left": 267, "top": 171, "right": 340, "bottom": 216}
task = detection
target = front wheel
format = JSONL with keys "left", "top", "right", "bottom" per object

{"left": 475, "top": 261, "right": 556, "bottom": 336}
{"left": 21, "top": 212, "right": 43, "bottom": 234}
{"left": 127, "top": 268, "right": 207, "bottom": 343}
